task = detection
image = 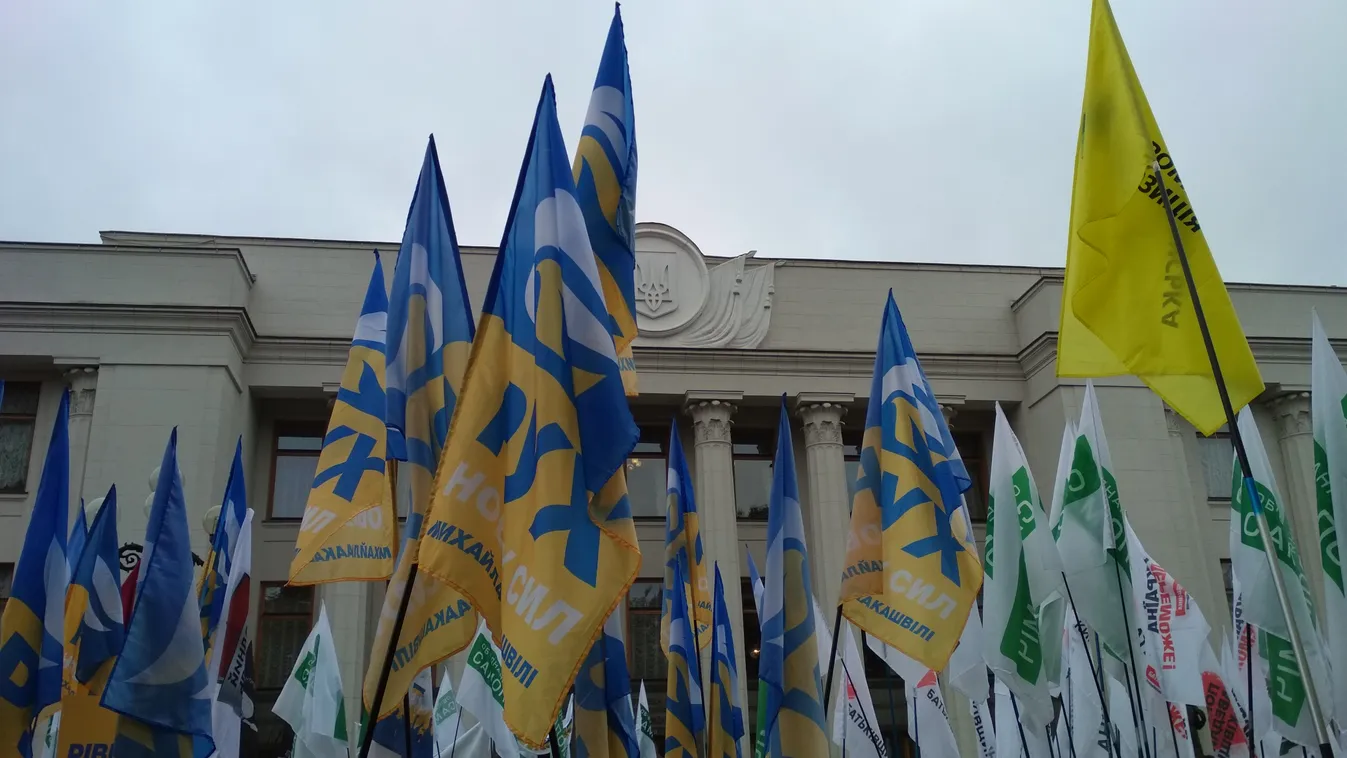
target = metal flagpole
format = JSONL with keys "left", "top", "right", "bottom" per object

{"left": 403, "top": 692, "right": 414, "bottom": 758}
{"left": 1062, "top": 574, "right": 1117, "bottom": 758}
{"left": 1167, "top": 706, "right": 1182, "bottom": 758}
{"left": 821, "top": 607, "right": 845, "bottom": 714}
{"left": 1244, "top": 623, "right": 1257, "bottom": 750}
{"left": 1058, "top": 695, "right": 1079, "bottom": 758}
{"left": 1150, "top": 162, "right": 1336, "bottom": 756}
{"left": 1111, "top": 564, "right": 1149, "bottom": 758}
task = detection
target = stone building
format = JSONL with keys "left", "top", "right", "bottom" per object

{"left": 0, "top": 223, "right": 1340, "bottom": 756}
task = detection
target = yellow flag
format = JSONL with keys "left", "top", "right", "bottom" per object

{"left": 1058, "top": 0, "right": 1263, "bottom": 435}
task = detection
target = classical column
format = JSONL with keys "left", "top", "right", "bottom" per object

{"left": 795, "top": 394, "right": 852, "bottom": 614}
{"left": 64, "top": 367, "right": 99, "bottom": 510}
{"left": 1267, "top": 392, "right": 1325, "bottom": 607}
{"left": 684, "top": 391, "right": 748, "bottom": 752}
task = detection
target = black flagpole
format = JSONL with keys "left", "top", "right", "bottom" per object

{"left": 1008, "top": 693, "right": 1033, "bottom": 757}
{"left": 402, "top": 692, "right": 414, "bottom": 758}
{"left": 1111, "top": 563, "right": 1149, "bottom": 758}
{"left": 821, "top": 607, "right": 844, "bottom": 716}
{"left": 1244, "top": 622, "right": 1257, "bottom": 752}
{"left": 1061, "top": 575, "right": 1117, "bottom": 758}
{"left": 1150, "top": 162, "right": 1334, "bottom": 756}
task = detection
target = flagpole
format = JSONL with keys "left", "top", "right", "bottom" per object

{"left": 1061, "top": 575, "right": 1116, "bottom": 758}
{"left": 1150, "top": 162, "right": 1336, "bottom": 756}
{"left": 357, "top": 461, "right": 422, "bottom": 758}
{"left": 1009, "top": 694, "right": 1033, "bottom": 757}
{"left": 1244, "top": 622, "right": 1256, "bottom": 751}
{"left": 1115, "top": 638, "right": 1148, "bottom": 758}
{"left": 1057, "top": 695, "right": 1079, "bottom": 758}
{"left": 1166, "top": 706, "right": 1181, "bottom": 758}
{"left": 1111, "top": 563, "right": 1150, "bottom": 758}
{"left": 821, "top": 607, "right": 844, "bottom": 721}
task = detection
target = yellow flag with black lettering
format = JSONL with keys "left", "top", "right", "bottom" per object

{"left": 1058, "top": 0, "right": 1262, "bottom": 435}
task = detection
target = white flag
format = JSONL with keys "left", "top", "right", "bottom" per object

{"left": 1052, "top": 384, "right": 1132, "bottom": 661}
{"left": 968, "top": 698, "right": 996, "bottom": 758}
{"left": 1063, "top": 605, "right": 1113, "bottom": 758}
{"left": 636, "top": 681, "right": 658, "bottom": 758}
{"left": 910, "top": 670, "right": 960, "bottom": 758}
{"left": 993, "top": 679, "right": 1050, "bottom": 757}
{"left": 984, "top": 404, "right": 1063, "bottom": 730}
{"left": 947, "top": 590, "right": 990, "bottom": 703}
{"left": 432, "top": 667, "right": 465, "bottom": 755}
{"left": 1310, "top": 311, "right": 1347, "bottom": 736}
{"left": 1125, "top": 525, "right": 1210, "bottom": 706}
{"left": 274, "top": 603, "right": 350, "bottom": 758}
{"left": 830, "top": 622, "right": 887, "bottom": 758}
{"left": 459, "top": 619, "right": 521, "bottom": 755}
{"left": 208, "top": 509, "right": 254, "bottom": 758}
{"left": 1228, "top": 408, "right": 1335, "bottom": 746}
{"left": 1199, "top": 643, "right": 1251, "bottom": 758}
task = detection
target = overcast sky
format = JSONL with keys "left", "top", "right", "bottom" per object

{"left": 2, "top": 2, "right": 1344, "bottom": 284}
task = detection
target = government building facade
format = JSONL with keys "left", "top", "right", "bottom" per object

{"left": 0, "top": 224, "right": 1340, "bottom": 756}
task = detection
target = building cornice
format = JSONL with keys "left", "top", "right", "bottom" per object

{"left": 632, "top": 346, "right": 1024, "bottom": 382}
{"left": 0, "top": 302, "right": 256, "bottom": 352}
{"left": 0, "top": 240, "right": 256, "bottom": 286}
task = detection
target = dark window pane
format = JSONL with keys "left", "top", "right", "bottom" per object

{"left": 0, "top": 563, "right": 11, "bottom": 616}
{"left": 257, "top": 615, "right": 309, "bottom": 690}
{"left": 271, "top": 454, "right": 318, "bottom": 518}
{"left": 254, "top": 692, "right": 294, "bottom": 758}
{"left": 628, "top": 611, "right": 667, "bottom": 681}
{"left": 262, "top": 584, "right": 314, "bottom": 616}
{"left": 0, "top": 421, "right": 34, "bottom": 494}
{"left": 733, "top": 459, "right": 772, "bottom": 520}
{"left": 633, "top": 441, "right": 663, "bottom": 455}
{"left": 1199, "top": 436, "right": 1234, "bottom": 500}
{"left": 629, "top": 581, "right": 662, "bottom": 610}
{"left": 626, "top": 457, "right": 666, "bottom": 519}
{"left": 277, "top": 434, "right": 324, "bottom": 452}
{"left": 0, "top": 383, "right": 41, "bottom": 416}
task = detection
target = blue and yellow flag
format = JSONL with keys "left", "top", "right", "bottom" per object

{"left": 291, "top": 253, "right": 398, "bottom": 584}
{"left": 665, "top": 559, "right": 705, "bottom": 758}
{"left": 102, "top": 430, "right": 215, "bottom": 758}
{"left": 67, "top": 500, "right": 88, "bottom": 575}
{"left": 362, "top": 161, "right": 479, "bottom": 723}
{"left": 573, "top": 611, "right": 639, "bottom": 758}
{"left": 839, "top": 292, "right": 983, "bottom": 671}
{"left": 707, "top": 566, "right": 745, "bottom": 758}
{"left": 62, "top": 486, "right": 123, "bottom": 697}
{"left": 664, "top": 424, "right": 711, "bottom": 653}
{"left": 572, "top": 3, "right": 640, "bottom": 396}
{"left": 367, "top": 666, "right": 435, "bottom": 758}
{"left": 415, "top": 76, "right": 640, "bottom": 750}
{"left": 200, "top": 440, "right": 247, "bottom": 665}
{"left": 0, "top": 388, "right": 69, "bottom": 757}
{"left": 759, "top": 400, "right": 828, "bottom": 758}
{"left": 385, "top": 136, "right": 477, "bottom": 515}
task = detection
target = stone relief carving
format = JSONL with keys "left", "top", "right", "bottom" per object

{"left": 799, "top": 403, "right": 845, "bottom": 447}
{"left": 1268, "top": 391, "right": 1312, "bottom": 438}
{"left": 687, "top": 399, "right": 735, "bottom": 445}
{"left": 632, "top": 222, "right": 778, "bottom": 350}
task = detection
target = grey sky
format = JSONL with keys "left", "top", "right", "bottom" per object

{"left": 2, "top": 1, "right": 1343, "bottom": 285}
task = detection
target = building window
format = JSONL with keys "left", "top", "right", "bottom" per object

{"left": 733, "top": 430, "right": 775, "bottom": 521}
{"left": 954, "top": 431, "right": 989, "bottom": 523}
{"left": 742, "top": 578, "right": 761, "bottom": 742}
{"left": 255, "top": 583, "right": 315, "bottom": 758}
{"left": 0, "top": 382, "right": 41, "bottom": 495}
{"left": 627, "top": 426, "right": 668, "bottom": 520}
{"left": 0, "top": 563, "right": 12, "bottom": 614}
{"left": 1199, "top": 433, "right": 1234, "bottom": 501}
{"left": 1221, "top": 558, "right": 1234, "bottom": 611}
{"left": 627, "top": 579, "right": 665, "bottom": 746}
{"left": 863, "top": 639, "right": 915, "bottom": 757}
{"left": 269, "top": 424, "right": 325, "bottom": 519}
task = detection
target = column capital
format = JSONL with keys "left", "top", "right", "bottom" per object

{"left": 684, "top": 391, "right": 740, "bottom": 446}
{"left": 63, "top": 366, "right": 99, "bottom": 417}
{"left": 1163, "top": 406, "right": 1185, "bottom": 437}
{"left": 1266, "top": 391, "right": 1312, "bottom": 439}
{"left": 796, "top": 398, "right": 847, "bottom": 448}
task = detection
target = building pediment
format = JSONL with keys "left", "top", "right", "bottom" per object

{"left": 632, "top": 222, "right": 779, "bottom": 350}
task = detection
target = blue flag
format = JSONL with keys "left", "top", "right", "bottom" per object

{"left": 708, "top": 566, "right": 745, "bottom": 758}
{"left": 200, "top": 439, "right": 246, "bottom": 656}
{"left": 572, "top": 4, "right": 639, "bottom": 391}
{"left": 0, "top": 388, "right": 69, "bottom": 753}
{"left": 573, "top": 611, "right": 639, "bottom": 758}
{"left": 759, "top": 399, "right": 828, "bottom": 757}
{"left": 65, "top": 485, "right": 123, "bottom": 688}
{"left": 103, "top": 430, "right": 215, "bottom": 758}
{"left": 664, "top": 424, "right": 712, "bottom": 652}
{"left": 68, "top": 501, "right": 88, "bottom": 575}
{"left": 664, "top": 558, "right": 705, "bottom": 758}
{"left": 385, "top": 135, "right": 476, "bottom": 516}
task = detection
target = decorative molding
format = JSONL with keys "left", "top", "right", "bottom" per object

{"left": 0, "top": 302, "right": 256, "bottom": 356}
{"left": 64, "top": 366, "right": 99, "bottom": 416}
{"left": 1267, "top": 391, "right": 1312, "bottom": 438}
{"left": 636, "top": 346, "right": 1024, "bottom": 383}
{"left": 1163, "top": 406, "right": 1184, "bottom": 437}
{"left": 0, "top": 239, "right": 256, "bottom": 286}
{"left": 798, "top": 402, "right": 845, "bottom": 447}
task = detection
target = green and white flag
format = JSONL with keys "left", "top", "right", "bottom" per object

{"left": 637, "top": 681, "right": 658, "bottom": 758}
{"left": 459, "top": 619, "right": 523, "bottom": 755}
{"left": 432, "top": 666, "right": 465, "bottom": 753}
{"left": 1311, "top": 311, "right": 1347, "bottom": 735}
{"left": 273, "top": 603, "right": 350, "bottom": 758}
{"left": 1228, "top": 407, "right": 1335, "bottom": 747}
{"left": 1052, "top": 382, "right": 1130, "bottom": 660}
{"left": 983, "top": 404, "right": 1064, "bottom": 730}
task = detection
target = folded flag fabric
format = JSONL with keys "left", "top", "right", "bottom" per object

{"left": 274, "top": 603, "right": 349, "bottom": 758}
